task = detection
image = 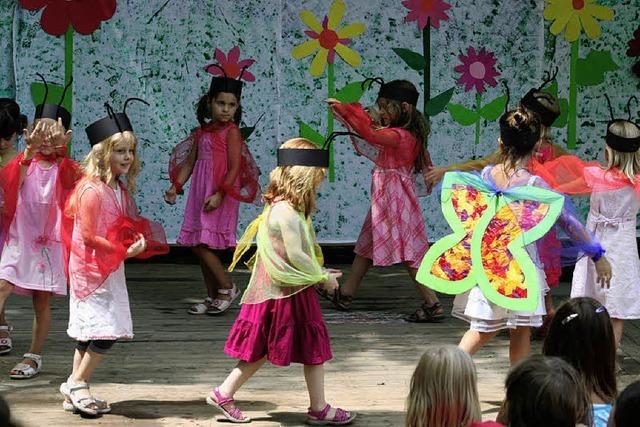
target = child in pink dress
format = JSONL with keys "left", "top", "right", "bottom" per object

{"left": 327, "top": 79, "right": 443, "bottom": 321}
{"left": 0, "top": 96, "right": 81, "bottom": 379}
{"left": 0, "top": 98, "right": 25, "bottom": 355}
{"left": 165, "top": 57, "right": 260, "bottom": 315}
{"left": 207, "top": 138, "right": 354, "bottom": 425}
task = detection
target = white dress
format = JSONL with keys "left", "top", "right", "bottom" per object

{"left": 451, "top": 167, "right": 547, "bottom": 332}
{"left": 67, "top": 187, "right": 133, "bottom": 341}
{"left": 571, "top": 185, "right": 640, "bottom": 319}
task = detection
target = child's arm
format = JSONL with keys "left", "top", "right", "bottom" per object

{"left": 77, "top": 188, "right": 128, "bottom": 257}
{"left": 204, "top": 126, "right": 242, "bottom": 212}
{"left": 328, "top": 101, "right": 402, "bottom": 149}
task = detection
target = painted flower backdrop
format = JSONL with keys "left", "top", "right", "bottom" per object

{"left": 447, "top": 47, "right": 507, "bottom": 146}
{"left": 291, "top": 0, "right": 366, "bottom": 181}
{"left": 206, "top": 47, "right": 256, "bottom": 81}
{"left": 544, "top": 0, "right": 618, "bottom": 149}
{"left": 628, "top": 26, "right": 640, "bottom": 78}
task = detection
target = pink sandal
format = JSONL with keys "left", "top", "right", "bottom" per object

{"left": 306, "top": 404, "right": 356, "bottom": 425}
{"left": 205, "top": 387, "right": 250, "bottom": 423}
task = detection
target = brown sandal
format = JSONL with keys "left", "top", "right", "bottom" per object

{"left": 404, "top": 302, "right": 445, "bottom": 323}
{"left": 331, "top": 290, "right": 353, "bottom": 311}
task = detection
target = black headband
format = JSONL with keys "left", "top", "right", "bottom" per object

{"left": 604, "top": 94, "right": 640, "bottom": 153}
{"left": 207, "top": 64, "right": 246, "bottom": 98}
{"left": 33, "top": 73, "right": 72, "bottom": 129}
{"left": 85, "top": 98, "right": 149, "bottom": 146}
{"left": 519, "top": 67, "right": 561, "bottom": 128}
{"left": 362, "top": 77, "right": 419, "bottom": 106}
{"left": 277, "top": 132, "right": 359, "bottom": 167}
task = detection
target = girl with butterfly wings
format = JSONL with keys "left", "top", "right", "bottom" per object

{"left": 417, "top": 107, "right": 611, "bottom": 366}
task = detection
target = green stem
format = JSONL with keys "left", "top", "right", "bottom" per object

{"left": 475, "top": 93, "right": 482, "bottom": 145}
{"left": 567, "top": 40, "right": 578, "bottom": 149}
{"left": 327, "top": 62, "right": 335, "bottom": 181}
{"left": 422, "top": 21, "right": 430, "bottom": 114}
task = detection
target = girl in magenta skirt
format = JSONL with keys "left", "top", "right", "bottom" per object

{"left": 206, "top": 138, "right": 355, "bottom": 425}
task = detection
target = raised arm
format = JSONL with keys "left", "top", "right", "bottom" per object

{"left": 329, "top": 101, "right": 401, "bottom": 149}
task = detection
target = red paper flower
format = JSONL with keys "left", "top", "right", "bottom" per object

{"left": 20, "top": 0, "right": 116, "bottom": 36}
{"left": 454, "top": 47, "right": 500, "bottom": 94}
{"left": 402, "top": 0, "right": 452, "bottom": 30}
{"left": 205, "top": 47, "right": 256, "bottom": 82}
{"left": 628, "top": 26, "right": 640, "bottom": 78}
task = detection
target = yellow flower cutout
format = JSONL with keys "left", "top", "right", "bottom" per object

{"left": 291, "top": 0, "right": 365, "bottom": 77}
{"left": 544, "top": 0, "right": 614, "bottom": 42}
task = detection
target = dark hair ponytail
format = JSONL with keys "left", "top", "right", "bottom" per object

{"left": 0, "top": 98, "right": 24, "bottom": 140}
{"left": 498, "top": 107, "right": 541, "bottom": 172}
{"left": 195, "top": 92, "right": 242, "bottom": 127}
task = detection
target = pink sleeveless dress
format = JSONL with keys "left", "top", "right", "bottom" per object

{"left": 177, "top": 123, "right": 240, "bottom": 249}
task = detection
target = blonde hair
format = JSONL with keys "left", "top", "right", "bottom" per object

{"left": 604, "top": 121, "right": 640, "bottom": 181}
{"left": 406, "top": 346, "right": 481, "bottom": 427}
{"left": 263, "top": 138, "right": 326, "bottom": 217}
{"left": 82, "top": 131, "right": 140, "bottom": 192}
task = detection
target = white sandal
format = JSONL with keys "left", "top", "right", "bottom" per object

{"left": 9, "top": 353, "right": 42, "bottom": 379}
{"left": 188, "top": 297, "right": 214, "bottom": 315}
{"left": 60, "top": 381, "right": 111, "bottom": 414}
{"left": 67, "top": 381, "right": 99, "bottom": 416}
{"left": 206, "top": 284, "right": 240, "bottom": 315}
{"left": 0, "top": 325, "right": 12, "bottom": 355}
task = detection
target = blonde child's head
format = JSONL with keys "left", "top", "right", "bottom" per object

{"left": 405, "top": 345, "right": 481, "bottom": 427}
{"left": 603, "top": 120, "right": 640, "bottom": 181}
{"left": 83, "top": 130, "right": 140, "bottom": 192}
{"left": 263, "top": 138, "right": 326, "bottom": 216}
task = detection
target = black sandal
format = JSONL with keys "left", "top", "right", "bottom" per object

{"left": 404, "top": 302, "right": 446, "bottom": 323}
{"left": 314, "top": 285, "right": 334, "bottom": 302}
{"left": 331, "top": 290, "right": 354, "bottom": 311}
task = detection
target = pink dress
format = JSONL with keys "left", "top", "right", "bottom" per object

{"left": 332, "top": 103, "right": 429, "bottom": 269}
{"left": 177, "top": 123, "right": 240, "bottom": 249}
{"left": 0, "top": 161, "right": 66, "bottom": 296}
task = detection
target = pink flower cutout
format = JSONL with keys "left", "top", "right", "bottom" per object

{"left": 402, "top": 0, "right": 452, "bottom": 30}
{"left": 454, "top": 47, "right": 500, "bottom": 94}
{"left": 20, "top": 0, "right": 116, "bottom": 36}
{"left": 205, "top": 47, "right": 256, "bottom": 82}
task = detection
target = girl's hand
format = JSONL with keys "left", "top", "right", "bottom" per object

{"left": 325, "top": 98, "right": 341, "bottom": 107}
{"left": 594, "top": 256, "right": 612, "bottom": 289}
{"left": 322, "top": 269, "right": 342, "bottom": 292}
{"left": 23, "top": 121, "right": 47, "bottom": 158}
{"left": 46, "top": 118, "right": 72, "bottom": 150}
{"left": 425, "top": 166, "right": 447, "bottom": 187}
{"left": 126, "top": 233, "right": 147, "bottom": 258}
{"left": 164, "top": 186, "right": 177, "bottom": 205}
{"left": 203, "top": 192, "right": 223, "bottom": 212}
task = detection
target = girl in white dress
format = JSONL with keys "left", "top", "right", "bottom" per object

{"left": 571, "top": 113, "right": 640, "bottom": 347}
{"left": 59, "top": 103, "right": 168, "bottom": 416}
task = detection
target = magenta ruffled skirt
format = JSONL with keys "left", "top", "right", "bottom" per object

{"left": 224, "top": 287, "right": 333, "bottom": 366}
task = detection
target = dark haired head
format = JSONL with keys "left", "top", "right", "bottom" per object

{"left": 611, "top": 380, "right": 640, "bottom": 427}
{"left": 196, "top": 92, "right": 242, "bottom": 126}
{"left": 498, "top": 107, "right": 541, "bottom": 171}
{"left": 375, "top": 80, "right": 430, "bottom": 173}
{"left": 0, "top": 98, "right": 26, "bottom": 141}
{"left": 543, "top": 297, "right": 617, "bottom": 403}
{"left": 505, "top": 355, "right": 592, "bottom": 427}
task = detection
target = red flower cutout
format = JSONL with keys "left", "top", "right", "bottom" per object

{"left": 205, "top": 47, "right": 256, "bottom": 82}
{"left": 454, "top": 47, "right": 500, "bottom": 94}
{"left": 402, "top": 0, "right": 452, "bottom": 30}
{"left": 20, "top": 0, "right": 116, "bottom": 36}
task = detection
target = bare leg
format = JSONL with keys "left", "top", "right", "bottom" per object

{"left": 0, "top": 279, "right": 14, "bottom": 314}
{"left": 0, "top": 308, "right": 6, "bottom": 326}
{"left": 611, "top": 318, "right": 624, "bottom": 348}
{"left": 28, "top": 291, "right": 52, "bottom": 355}
{"left": 70, "top": 349, "right": 105, "bottom": 404}
{"left": 304, "top": 364, "right": 350, "bottom": 420}
{"left": 406, "top": 265, "right": 440, "bottom": 306}
{"left": 544, "top": 292, "right": 555, "bottom": 317}
{"left": 458, "top": 329, "right": 498, "bottom": 355}
{"left": 218, "top": 357, "right": 267, "bottom": 398}
{"left": 508, "top": 327, "right": 530, "bottom": 366}
{"left": 72, "top": 349, "right": 84, "bottom": 377}
{"left": 196, "top": 246, "right": 233, "bottom": 300}
{"left": 200, "top": 259, "right": 218, "bottom": 299}
{"left": 340, "top": 255, "right": 372, "bottom": 297}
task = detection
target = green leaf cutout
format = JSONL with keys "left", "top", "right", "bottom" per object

{"left": 552, "top": 98, "right": 569, "bottom": 128}
{"left": 575, "top": 50, "right": 619, "bottom": 87}
{"left": 334, "top": 80, "right": 371, "bottom": 104}
{"left": 298, "top": 121, "right": 325, "bottom": 148}
{"left": 448, "top": 103, "right": 479, "bottom": 126}
{"left": 426, "top": 87, "right": 455, "bottom": 116}
{"left": 392, "top": 48, "right": 426, "bottom": 71}
{"left": 541, "top": 79, "right": 559, "bottom": 99}
{"left": 31, "top": 82, "right": 72, "bottom": 112}
{"left": 479, "top": 95, "right": 508, "bottom": 121}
